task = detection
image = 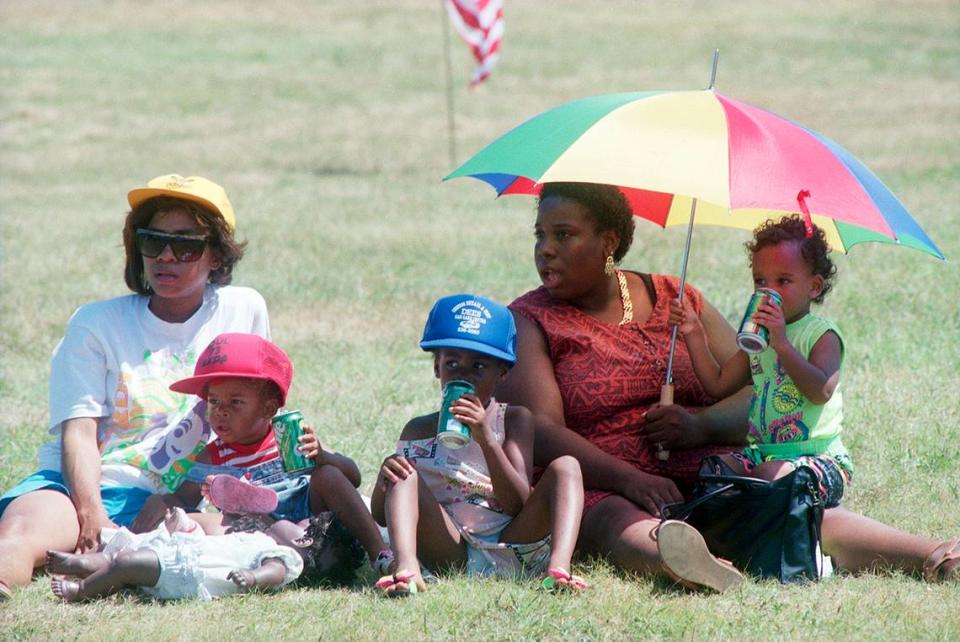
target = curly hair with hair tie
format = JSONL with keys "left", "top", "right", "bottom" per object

{"left": 538, "top": 182, "right": 635, "bottom": 261}
{"left": 226, "top": 512, "right": 366, "bottom": 587}
{"left": 745, "top": 214, "right": 837, "bottom": 304}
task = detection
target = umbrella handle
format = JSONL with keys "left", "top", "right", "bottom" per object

{"left": 659, "top": 384, "right": 674, "bottom": 405}
{"left": 656, "top": 384, "right": 673, "bottom": 460}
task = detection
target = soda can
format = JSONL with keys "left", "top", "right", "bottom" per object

{"left": 271, "top": 410, "right": 315, "bottom": 473}
{"left": 436, "top": 380, "right": 475, "bottom": 449}
{"left": 736, "top": 288, "right": 783, "bottom": 353}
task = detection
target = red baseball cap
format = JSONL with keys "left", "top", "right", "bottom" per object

{"left": 170, "top": 333, "right": 293, "bottom": 405}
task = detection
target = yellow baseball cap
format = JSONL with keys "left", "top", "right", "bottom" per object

{"left": 127, "top": 174, "right": 236, "bottom": 231}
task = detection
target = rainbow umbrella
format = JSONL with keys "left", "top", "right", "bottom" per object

{"left": 444, "top": 79, "right": 943, "bottom": 411}
{"left": 444, "top": 90, "right": 942, "bottom": 259}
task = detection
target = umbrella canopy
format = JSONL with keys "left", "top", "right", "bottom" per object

{"left": 445, "top": 89, "right": 943, "bottom": 259}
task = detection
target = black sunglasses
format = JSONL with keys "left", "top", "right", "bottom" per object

{"left": 136, "top": 229, "right": 209, "bottom": 263}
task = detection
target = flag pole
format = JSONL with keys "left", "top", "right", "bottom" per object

{"left": 657, "top": 48, "right": 719, "bottom": 461}
{"left": 441, "top": 2, "right": 458, "bottom": 168}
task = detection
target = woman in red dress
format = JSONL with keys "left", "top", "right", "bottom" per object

{"left": 498, "top": 182, "right": 958, "bottom": 588}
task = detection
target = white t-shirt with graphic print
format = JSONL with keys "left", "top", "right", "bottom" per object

{"left": 38, "top": 285, "right": 270, "bottom": 493}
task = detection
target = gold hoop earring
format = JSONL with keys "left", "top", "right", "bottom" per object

{"left": 604, "top": 255, "right": 615, "bottom": 276}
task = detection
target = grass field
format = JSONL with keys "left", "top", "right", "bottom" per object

{"left": 1, "top": 1, "right": 958, "bottom": 639}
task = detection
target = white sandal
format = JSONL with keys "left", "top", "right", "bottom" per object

{"left": 656, "top": 520, "right": 745, "bottom": 592}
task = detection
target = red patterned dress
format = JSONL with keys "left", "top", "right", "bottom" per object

{"left": 511, "top": 273, "right": 736, "bottom": 511}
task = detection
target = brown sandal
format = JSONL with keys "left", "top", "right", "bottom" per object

{"left": 923, "top": 537, "right": 960, "bottom": 582}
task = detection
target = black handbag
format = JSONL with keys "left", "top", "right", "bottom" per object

{"left": 661, "top": 460, "right": 824, "bottom": 583}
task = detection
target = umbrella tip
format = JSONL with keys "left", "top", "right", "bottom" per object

{"left": 708, "top": 49, "right": 720, "bottom": 90}
{"left": 797, "top": 189, "right": 815, "bottom": 238}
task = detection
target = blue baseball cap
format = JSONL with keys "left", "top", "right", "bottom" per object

{"left": 420, "top": 293, "right": 517, "bottom": 365}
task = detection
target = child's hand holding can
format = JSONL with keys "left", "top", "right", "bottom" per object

{"left": 297, "top": 424, "right": 321, "bottom": 461}
{"left": 450, "top": 394, "right": 494, "bottom": 446}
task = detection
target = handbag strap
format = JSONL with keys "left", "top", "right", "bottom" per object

{"left": 697, "top": 473, "right": 772, "bottom": 488}
{"left": 661, "top": 467, "right": 814, "bottom": 522}
{"left": 660, "top": 482, "right": 736, "bottom": 521}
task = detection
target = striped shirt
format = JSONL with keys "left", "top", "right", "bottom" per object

{"left": 204, "top": 430, "right": 279, "bottom": 470}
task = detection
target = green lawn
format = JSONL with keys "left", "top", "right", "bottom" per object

{"left": 1, "top": 1, "right": 958, "bottom": 639}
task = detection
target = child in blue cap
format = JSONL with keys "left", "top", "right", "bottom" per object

{"left": 370, "top": 294, "right": 588, "bottom": 595}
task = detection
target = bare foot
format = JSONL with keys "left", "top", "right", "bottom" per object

{"left": 45, "top": 550, "right": 112, "bottom": 578}
{"left": 50, "top": 577, "right": 83, "bottom": 602}
{"left": 45, "top": 550, "right": 111, "bottom": 578}
{"left": 228, "top": 569, "right": 257, "bottom": 591}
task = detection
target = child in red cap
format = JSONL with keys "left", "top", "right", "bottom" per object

{"left": 131, "top": 333, "right": 392, "bottom": 579}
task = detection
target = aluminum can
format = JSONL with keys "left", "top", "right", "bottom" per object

{"left": 271, "top": 410, "right": 315, "bottom": 473}
{"left": 736, "top": 288, "right": 783, "bottom": 353}
{"left": 436, "top": 380, "right": 475, "bottom": 449}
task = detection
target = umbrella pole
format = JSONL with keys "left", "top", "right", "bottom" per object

{"left": 660, "top": 48, "right": 716, "bottom": 405}
{"left": 657, "top": 197, "right": 698, "bottom": 460}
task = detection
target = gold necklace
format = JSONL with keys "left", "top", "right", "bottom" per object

{"left": 616, "top": 270, "right": 633, "bottom": 325}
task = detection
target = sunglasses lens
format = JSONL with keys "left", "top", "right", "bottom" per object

{"left": 170, "top": 239, "right": 207, "bottom": 262}
{"left": 136, "top": 230, "right": 208, "bottom": 263}
{"left": 136, "top": 232, "right": 166, "bottom": 258}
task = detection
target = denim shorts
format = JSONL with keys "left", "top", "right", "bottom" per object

{"left": 267, "top": 473, "right": 312, "bottom": 522}
{"left": 0, "top": 470, "right": 153, "bottom": 527}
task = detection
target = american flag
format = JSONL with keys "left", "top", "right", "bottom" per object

{"left": 443, "top": 0, "right": 504, "bottom": 86}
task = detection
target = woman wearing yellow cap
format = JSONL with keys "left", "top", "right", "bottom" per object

{"left": 0, "top": 175, "right": 270, "bottom": 599}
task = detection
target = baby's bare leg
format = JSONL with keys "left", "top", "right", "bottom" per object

{"left": 228, "top": 557, "right": 287, "bottom": 592}
{"left": 45, "top": 550, "right": 113, "bottom": 578}
{"left": 51, "top": 549, "right": 161, "bottom": 602}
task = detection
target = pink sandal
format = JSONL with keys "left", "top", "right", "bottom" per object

{"left": 540, "top": 567, "right": 590, "bottom": 592}
{"left": 207, "top": 475, "right": 278, "bottom": 514}
{"left": 923, "top": 537, "right": 960, "bottom": 583}
{"left": 375, "top": 569, "right": 419, "bottom": 597}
